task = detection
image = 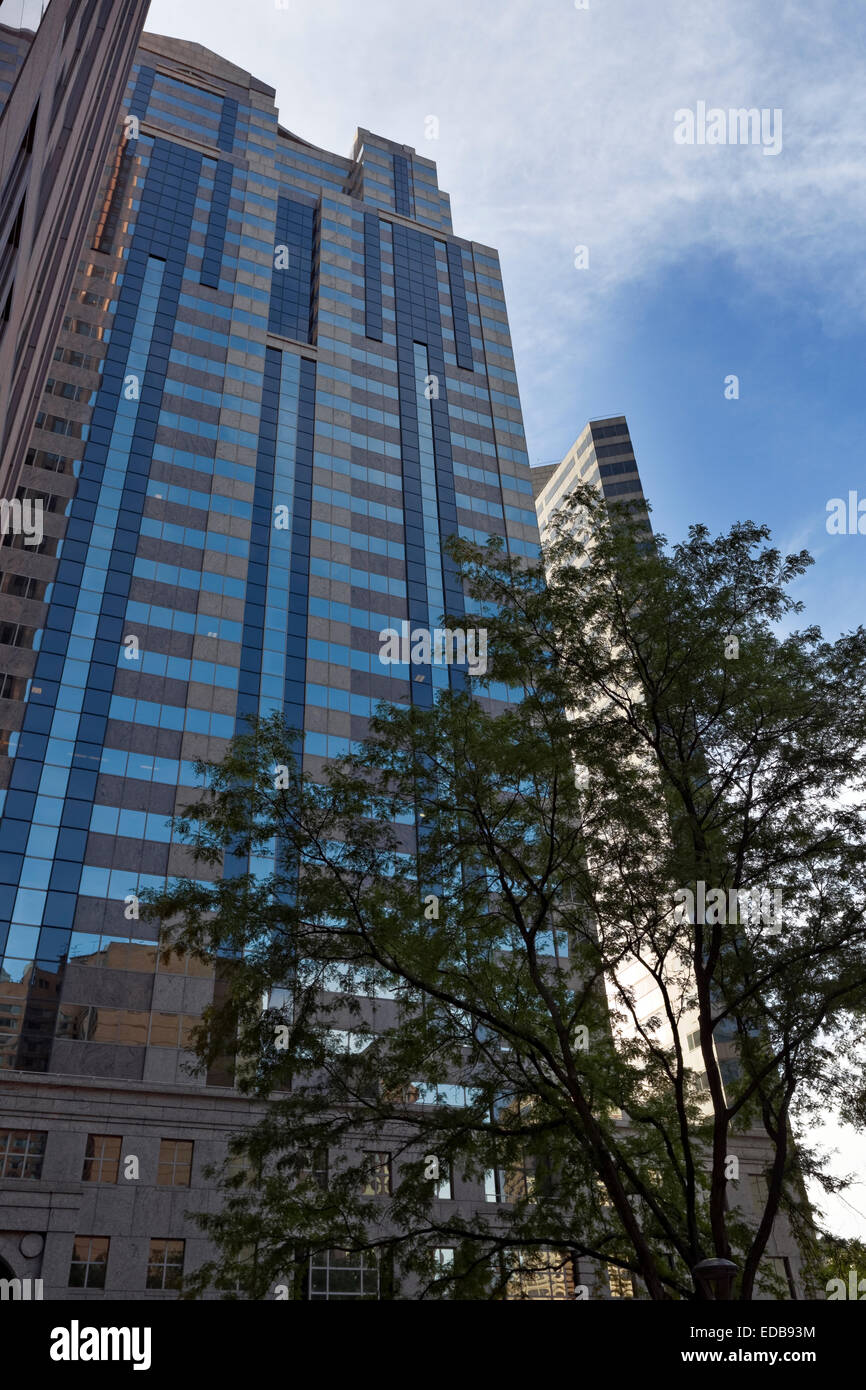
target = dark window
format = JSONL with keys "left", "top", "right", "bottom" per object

{"left": 0, "top": 673, "right": 26, "bottom": 700}
{"left": 0, "top": 1129, "right": 46, "bottom": 1178}
{"left": 0, "top": 623, "right": 35, "bottom": 648}
{"left": 68, "top": 1236, "right": 109, "bottom": 1289}
{"left": 296, "top": 1147, "right": 328, "bottom": 1190}
{"left": 309, "top": 1248, "right": 379, "bottom": 1300}
{"left": 146, "top": 1238, "right": 184, "bottom": 1290}
{"left": 361, "top": 1150, "right": 391, "bottom": 1196}
{"left": 24, "top": 447, "right": 73, "bottom": 475}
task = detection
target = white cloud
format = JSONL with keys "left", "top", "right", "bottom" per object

{"left": 145, "top": 0, "right": 866, "bottom": 451}
{"left": 141, "top": 0, "right": 866, "bottom": 1240}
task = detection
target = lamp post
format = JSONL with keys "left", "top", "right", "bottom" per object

{"left": 692, "top": 1258, "right": 738, "bottom": 1300}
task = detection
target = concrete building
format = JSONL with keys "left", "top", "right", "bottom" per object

{"left": 532, "top": 414, "right": 648, "bottom": 533}
{"left": 0, "top": 0, "right": 150, "bottom": 504}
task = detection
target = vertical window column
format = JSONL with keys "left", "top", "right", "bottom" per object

{"left": 217, "top": 97, "right": 238, "bottom": 152}
{"left": 445, "top": 241, "right": 474, "bottom": 371}
{"left": 413, "top": 343, "right": 445, "bottom": 677}
{"left": 200, "top": 159, "right": 234, "bottom": 290}
{"left": 236, "top": 347, "right": 281, "bottom": 727}
{"left": 283, "top": 356, "right": 315, "bottom": 749}
{"left": 127, "top": 65, "right": 155, "bottom": 123}
{"left": 392, "top": 153, "right": 413, "bottom": 219}
{"left": 268, "top": 195, "right": 316, "bottom": 343}
{"left": 363, "top": 212, "right": 382, "bottom": 341}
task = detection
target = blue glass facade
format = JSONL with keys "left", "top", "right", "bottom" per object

{"left": 0, "top": 39, "right": 540, "bottom": 1087}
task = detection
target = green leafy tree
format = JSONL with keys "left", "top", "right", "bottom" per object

{"left": 809, "top": 1233, "right": 866, "bottom": 1298}
{"left": 146, "top": 484, "right": 866, "bottom": 1300}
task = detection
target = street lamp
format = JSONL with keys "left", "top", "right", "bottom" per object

{"left": 692, "top": 1258, "right": 738, "bottom": 1300}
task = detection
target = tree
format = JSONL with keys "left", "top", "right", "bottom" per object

{"left": 810, "top": 1233, "right": 866, "bottom": 1299}
{"left": 145, "top": 484, "right": 866, "bottom": 1300}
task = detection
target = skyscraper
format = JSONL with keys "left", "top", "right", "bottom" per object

{"left": 0, "top": 0, "right": 150, "bottom": 502}
{"left": 532, "top": 414, "right": 648, "bottom": 534}
{"left": 531, "top": 418, "right": 812, "bottom": 1301}
{"left": 0, "top": 29, "right": 544, "bottom": 1298}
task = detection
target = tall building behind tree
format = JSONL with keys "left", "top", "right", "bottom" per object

{"left": 0, "top": 26, "right": 547, "bottom": 1298}
{"left": 531, "top": 418, "right": 813, "bottom": 1301}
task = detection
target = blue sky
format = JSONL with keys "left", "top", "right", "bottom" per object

{"left": 138, "top": 0, "right": 866, "bottom": 1241}
{"left": 138, "top": 0, "right": 866, "bottom": 643}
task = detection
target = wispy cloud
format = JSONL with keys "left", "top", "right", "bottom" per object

{"left": 144, "top": 2, "right": 865, "bottom": 308}
{"left": 146, "top": 0, "right": 866, "bottom": 457}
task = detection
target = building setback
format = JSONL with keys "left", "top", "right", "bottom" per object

{"left": 0, "top": 0, "right": 150, "bottom": 504}
{"left": 532, "top": 415, "right": 648, "bottom": 530}
{"left": 0, "top": 29, "right": 560, "bottom": 1299}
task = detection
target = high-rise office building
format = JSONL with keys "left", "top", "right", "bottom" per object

{"left": 0, "top": 0, "right": 151, "bottom": 502}
{"left": 0, "top": 19, "right": 808, "bottom": 1303}
{"left": 531, "top": 419, "right": 812, "bottom": 1300}
{"left": 532, "top": 414, "right": 648, "bottom": 531}
{"left": 0, "top": 29, "right": 547, "bottom": 1298}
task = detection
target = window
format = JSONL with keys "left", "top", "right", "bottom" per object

{"left": 1, "top": 565, "right": 49, "bottom": 599}
{"left": 157, "top": 1139, "right": 193, "bottom": 1187}
{"left": 82, "top": 1134, "right": 121, "bottom": 1183}
{"left": 62, "top": 316, "right": 104, "bottom": 339}
{"left": 485, "top": 1151, "right": 540, "bottom": 1204}
{"left": 686, "top": 1028, "right": 701, "bottom": 1051}
{"left": 435, "top": 1165, "right": 453, "bottom": 1201}
{"left": 434, "top": 1248, "right": 455, "bottom": 1270}
{"left": 0, "top": 623, "right": 35, "bottom": 647}
{"left": 34, "top": 412, "right": 81, "bottom": 437}
{"left": 0, "top": 673, "right": 25, "bottom": 700}
{"left": 146, "top": 1238, "right": 185, "bottom": 1290}
{"left": 507, "top": 1249, "right": 575, "bottom": 1300}
{"left": 44, "top": 377, "right": 86, "bottom": 401}
{"left": 17, "top": 486, "right": 61, "bottom": 513}
{"left": 53, "top": 345, "right": 99, "bottom": 370}
{"left": 296, "top": 1147, "right": 328, "bottom": 1190}
{"left": 361, "top": 1151, "right": 391, "bottom": 1196}
{"left": 309, "top": 1249, "right": 379, "bottom": 1300}
{"left": 1, "top": 529, "right": 54, "bottom": 554}
{"left": 503, "top": 1157, "right": 535, "bottom": 1203}
{"left": 0, "top": 1129, "right": 46, "bottom": 1178}
{"left": 69, "top": 1236, "right": 110, "bottom": 1288}
{"left": 608, "top": 1264, "right": 634, "bottom": 1298}
{"left": 226, "top": 1152, "right": 257, "bottom": 1186}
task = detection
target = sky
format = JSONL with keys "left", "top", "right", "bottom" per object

{"left": 140, "top": 0, "right": 866, "bottom": 1247}
{"left": 133, "top": 0, "right": 866, "bottom": 641}
{"left": 10, "top": 0, "right": 864, "bottom": 1245}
